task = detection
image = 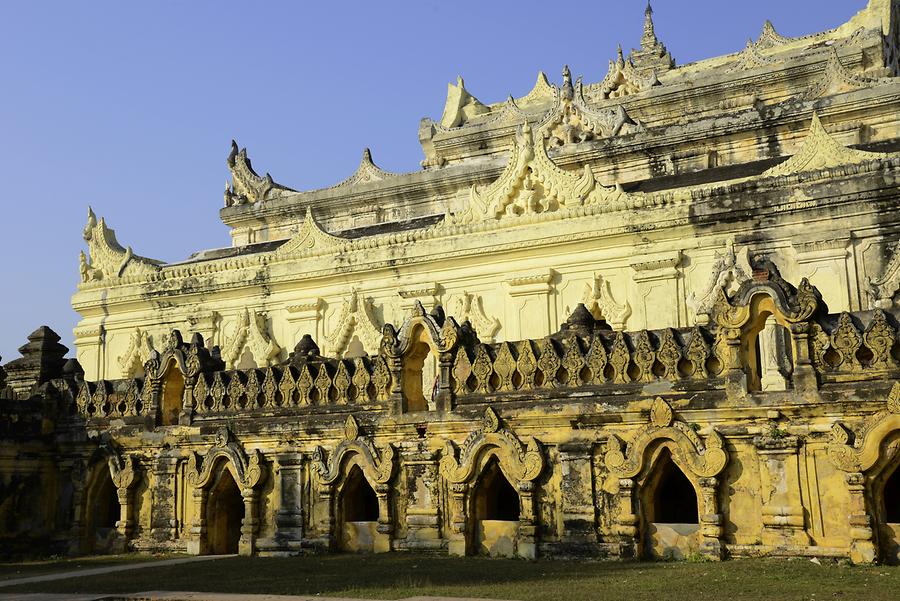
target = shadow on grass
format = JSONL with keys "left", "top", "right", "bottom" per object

{"left": 5, "top": 554, "right": 899, "bottom": 601}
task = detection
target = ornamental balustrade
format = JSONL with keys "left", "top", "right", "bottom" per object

{"left": 72, "top": 270, "right": 900, "bottom": 423}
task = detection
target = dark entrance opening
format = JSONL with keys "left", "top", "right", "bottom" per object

{"left": 206, "top": 469, "right": 244, "bottom": 554}
{"left": 651, "top": 451, "right": 699, "bottom": 524}
{"left": 474, "top": 457, "right": 520, "bottom": 521}
{"left": 340, "top": 464, "right": 379, "bottom": 522}
{"left": 885, "top": 465, "right": 900, "bottom": 523}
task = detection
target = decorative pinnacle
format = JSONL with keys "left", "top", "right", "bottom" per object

{"left": 561, "top": 64, "right": 574, "bottom": 100}
{"left": 642, "top": 1, "right": 659, "bottom": 47}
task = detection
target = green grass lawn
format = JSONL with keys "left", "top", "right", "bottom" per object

{"left": 0, "top": 553, "right": 179, "bottom": 581}
{"left": 3, "top": 554, "right": 899, "bottom": 601}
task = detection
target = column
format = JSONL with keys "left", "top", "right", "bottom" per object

{"left": 614, "top": 478, "right": 639, "bottom": 558}
{"left": 150, "top": 452, "right": 179, "bottom": 544}
{"left": 698, "top": 477, "right": 724, "bottom": 559}
{"left": 789, "top": 322, "right": 818, "bottom": 394}
{"left": 285, "top": 299, "right": 323, "bottom": 348}
{"left": 374, "top": 483, "right": 393, "bottom": 553}
{"left": 630, "top": 252, "right": 681, "bottom": 329}
{"left": 447, "top": 482, "right": 468, "bottom": 556}
{"left": 846, "top": 472, "right": 876, "bottom": 564}
{"left": 517, "top": 481, "right": 537, "bottom": 559}
{"left": 186, "top": 487, "right": 206, "bottom": 555}
{"left": 274, "top": 452, "right": 304, "bottom": 553}
{"left": 239, "top": 488, "right": 259, "bottom": 556}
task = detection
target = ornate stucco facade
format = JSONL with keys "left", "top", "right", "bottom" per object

{"left": 5, "top": 0, "right": 900, "bottom": 563}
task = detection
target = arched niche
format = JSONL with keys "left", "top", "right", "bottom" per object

{"left": 636, "top": 446, "right": 701, "bottom": 560}
{"left": 144, "top": 330, "right": 221, "bottom": 428}
{"left": 711, "top": 274, "right": 822, "bottom": 396}
{"left": 311, "top": 415, "right": 396, "bottom": 553}
{"left": 382, "top": 302, "right": 461, "bottom": 414}
{"left": 605, "top": 397, "right": 728, "bottom": 560}
{"left": 83, "top": 467, "right": 119, "bottom": 553}
{"left": 400, "top": 323, "right": 439, "bottom": 412}
{"left": 828, "top": 382, "right": 900, "bottom": 563}
{"left": 335, "top": 463, "right": 380, "bottom": 552}
{"left": 738, "top": 294, "right": 793, "bottom": 392}
{"left": 205, "top": 464, "right": 244, "bottom": 555}
{"left": 185, "top": 427, "right": 266, "bottom": 556}
{"left": 159, "top": 358, "right": 185, "bottom": 426}
{"left": 80, "top": 439, "right": 140, "bottom": 554}
{"left": 470, "top": 455, "right": 521, "bottom": 557}
{"left": 440, "top": 407, "right": 545, "bottom": 559}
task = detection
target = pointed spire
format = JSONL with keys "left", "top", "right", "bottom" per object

{"left": 627, "top": 2, "right": 674, "bottom": 77}
{"left": 642, "top": 2, "right": 658, "bottom": 48}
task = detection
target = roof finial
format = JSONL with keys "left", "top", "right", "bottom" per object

{"left": 561, "top": 65, "right": 574, "bottom": 100}
{"left": 617, "top": 44, "right": 625, "bottom": 66}
{"left": 642, "top": 1, "right": 659, "bottom": 48}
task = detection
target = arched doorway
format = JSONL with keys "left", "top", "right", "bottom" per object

{"left": 641, "top": 449, "right": 700, "bottom": 559}
{"left": 878, "top": 460, "right": 900, "bottom": 563}
{"left": 206, "top": 467, "right": 244, "bottom": 555}
{"left": 85, "top": 469, "right": 120, "bottom": 553}
{"left": 472, "top": 456, "right": 520, "bottom": 557}
{"left": 400, "top": 323, "right": 441, "bottom": 413}
{"left": 159, "top": 361, "right": 185, "bottom": 426}
{"left": 337, "top": 464, "right": 379, "bottom": 552}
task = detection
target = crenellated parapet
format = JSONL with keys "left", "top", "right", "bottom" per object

{"left": 67, "top": 264, "right": 900, "bottom": 426}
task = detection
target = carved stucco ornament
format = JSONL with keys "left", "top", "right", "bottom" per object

{"left": 804, "top": 47, "right": 892, "bottom": 100}
{"left": 445, "top": 121, "right": 632, "bottom": 226}
{"left": 117, "top": 328, "right": 155, "bottom": 377}
{"left": 542, "top": 68, "right": 642, "bottom": 147}
{"left": 711, "top": 274, "right": 820, "bottom": 330}
{"left": 310, "top": 414, "right": 395, "bottom": 486}
{"left": 828, "top": 382, "right": 900, "bottom": 472}
{"left": 451, "top": 292, "right": 500, "bottom": 342}
{"left": 96, "top": 437, "right": 140, "bottom": 490}
{"left": 866, "top": 239, "right": 900, "bottom": 309}
{"left": 605, "top": 397, "right": 728, "bottom": 479}
{"left": 80, "top": 207, "right": 161, "bottom": 283}
{"left": 727, "top": 39, "right": 776, "bottom": 73}
{"left": 328, "top": 148, "right": 396, "bottom": 188}
{"left": 440, "top": 406, "right": 545, "bottom": 485}
{"left": 225, "top": 140, "right": 293, "bottom": 206}
{"left": 581, "top": 273, "right": 630, "bottom": 330}
{"left": 324, "top": 289, "right": 383, "bottom": 357}
{"left": 439, "top": 76, "right": 490, "bottom": 129}
{"left": 687, "top": 248, "right": 751, "bottom": 322}
{"left": 221, "top": 309, "right": 282, "bottom": 369}
{"left": 186, "top": 426, "right": 266, "bottom": 490}
{"left": 586, "top": 46, "right": 660, "bottom": 100}
{"left": 762, "top": 113, "right": 892, "bottom": 178}
{"left": 274, "top": 208, "right": 347, "bottom": 258}
{"left": 516, "top": 71, "right": 556, "bottom": 107}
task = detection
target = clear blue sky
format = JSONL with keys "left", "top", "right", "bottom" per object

{"left": 0, "top": 1, "right": 866, "bottom": 364}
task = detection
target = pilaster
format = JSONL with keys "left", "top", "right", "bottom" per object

{"left": 505, "top": 270, "right": 555, "bottom": 340}
{"left": 557, "top": 442, "right": 597, "bottom": 548}
{"left": 752, "top": 434, "right": 810, "bottom": 548}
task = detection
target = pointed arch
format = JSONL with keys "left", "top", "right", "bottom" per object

{"left": 439, "top": 407, "right": 544, "bottom": 558}
{"left": 310, "top": 416, "right": 396, "bottom": 553}
{"left": 827, "top": 382, "right": 900, "bottom": 563}
{"left": 184, "top": 427, "right": 267, "bottom": 556}
{"left": 605, "top": 397, "right": 728, "bottom": 560}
